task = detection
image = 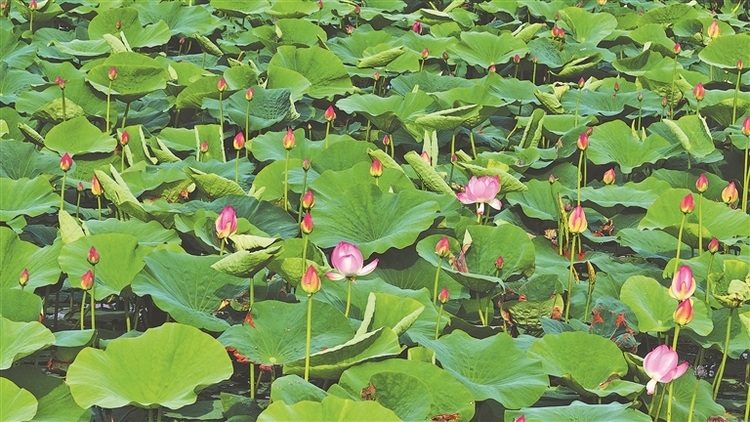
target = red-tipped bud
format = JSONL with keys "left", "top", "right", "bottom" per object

{"left": 302, "top": 158, "right": 311, "bottom": 171}
{"left": 674, "top": 298, "right": 694, "bottom": 326}
{"left": 695, "top": 174, "right": 708, "bottom": 193}
{"left": 108, "top": 67, "right": 117, "bottom": 81}
{"left": 514, "top": 416, "right": 526, "bottom": 422}
{"left": 568, "top": 206, "right": 588, "bottom": 234}
{"left": 91, "top": 175, "right": 102, "bottom": 196}
{"left": 370, "top": 158, "right": 383, "bottom": 178}
{"left": 488, "top": 64, "right": 496, "bottom": 73}
{"left": 119, "top": 131, "right": 129, "bottom": 146}
{"left": 421, "top": 48, "right": 429, "bottom": 59}
{"left": 708, "top": 237, "right": 719, "bottom": 254}
{"left": 450, "top": 154, "right": 457, "bottom": 163}
{"left": 742, "top": 116, "right": 750, "bottom": 137}
{"left": 412, "top": 21, "right": 422, "bottom": 34}
{"left": 495, "top": 256, "right": 504, "bottom": 269}
{"left": 721, "top": 181, "right": 738, "bottom": 204}
{"left": 603, "top": 168, "right": 616, "bottom": 185}
{"left": 217, "top": 78, "right": 227, "bottom": 92}
{"left": 442, "top": 51, "right": 449, "bottom": 61}
{"left": 382, "top": 134, "right": 390, "bottom": 146}
{"left": 346, "top": 25, "right": 354, "bottom": 34}
{"left": 662, "top": 97, "right": 669, "bottom": 107}
{"left": 708, "top": 20, "right": 720, "bottom": 39}
{"left": 586, "top": 126, "right": 594, "bottom": 136}
{"left": 301, "top": 265, "right": 321, "bottom": 295}
{"left": 613, "top": 81, "right": 620, "bottom": 93}
{"left": 317, "top": 0, "right": 323, "bottom": 9}
{"left": 354, "top": 5, "right": 360, "bottom": 13}
{"left": 513, "top": 54, "right": 520, "bottom": 64}
{"left": 300, "top": 212, "right": 314, "bottom": 235}
{"left": 670, "top": 265, "right": 696, "bottom": 300}
{"left": 245, "top": 87, "right": 254, "bottom": 101}
{"left": 55, "top": 76, "right": 65, "bottom": 89}
{"left": 302, "top": 190, "right": 315, "bottom": 210}
{"left": 29, "top": 0, "right": 37, "bottom": 10}
{"left": 533, "top": 55, "right": 538, "bottom": 63}
{"left": 87, "top": 246, "right": 100, "bottom": 266}
{"left": 738, "top": 60, "right": 743, "bottom": 70}
{"left": 438, "top": 287, "right": 450, "bottom": 304}
{"left": 420, "top": 151, "right": 431, "bottom": 165}
{"left": 77, "top": 182, "right": 84, "bottom": 192}
{"left": 435, "top": 236, "right": 450, "bottom": 258}
{"left": 673, "top": 43, "right": 681, "bottom": 54}
{"left": 233, "top": 132, "right": 245, "bottom": 150}
{"left": 200, "top": 141, "right": 209, "bottom": 153}
{"left": 548, "top": 174, "right": 556, "bottom": 184}
{"left": 325, "top": 105, "right": 336, "bottom": 122}
{"left": 373, "top": 71, "right": 380, "bottom": 81}
{"left": 693, "top": 83, "right": 705, "bottom": 101}
{"left": 60, "top": 153, "right": 72, "bottom": 172}
{"left": 637, "top": 91, "right": 643, "bottom": 102}
{"left": 81, "top": 270, "right": 94, "bottom": 291}
{"left": 216, "top": 206, "right": 237, "bottom": 239}
{"left": 19, "top": 269, "right": 29, "bottom": 287}
{"left": 554, "top": 13, "right": 559, "bottom": 21}
{"left": 115, "top": 20, "right": 121, "bottom": 29}
{"left": 578, "top": 77, "right": 585, "bottom": 89}
{"left": 680, "top": 193, "right": 695, "bottom": 214}
{"left": 577, "top": 132, "right": 589, "bottom": 151}
{"left": 179, "top": 37, "right": 185, "bottom": 44}
{"left": 282, "top": 128, "right": 295, "bottom": 150}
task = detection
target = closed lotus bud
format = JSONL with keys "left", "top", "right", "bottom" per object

{"left": 317, "top": 0, "right": 323, "bottom": 9}
{"left": 738, "top": 59, "right": 743, "bottom": 70}
{"left": 435, "top": 237, "right": 450, "bottom": 258}
{"left": 301, "top": 265, "right": 321, "bottom": 295}
{"left": 421, "top": 48, "right": 429, "bottom": 59}
{"left": 695, "top": 174, "right": 708, "bottom": 193}
{"left": 495, "top": 256, "right": 504, "bottom": 269}
{"left": 420, "top": 151, "right": 430, "bottom": 164}
{"left": 708, "top": 237, "right": 719, "bottom": 254}
{"left": 554, "top": 13, "right": 559, "bottom": 21}
{"left": 603, "top": 168, "right": 616, "bottom": 185}
{"left": 81, "top": 270, "right": 94, "bottom": 291}
{"left": 282, "top": 128, "right": 295, "bottom": 150}
{"left": 200, "top": 141, "right": 209, "bottom": 153}
{"left": 680, "top": 193, "right": 695, "bottom": 214}
{"left": 577, "top": 132, "right": 589, "bottom": 151}
{"left": 442, "top": 51, "right": 449, "bottom": 61}
{"left": 597, "top": 0, "right": 606, "bottom": 5}
{"left": 693, "top": 83, "right": 705, "bottom": 101}
{"left": 91, "top": 175, "right": 102, "bottom": 196}
{"left": 115, "top": 20, "right": 121, "bottom": 29}
{"left": 233, "top": 132, "right": 245, "bottom": 150}
{"left": 19, "top": 269, "right": 29, "bottom": 287}
{"left": 119, "top": 131, "right": 129, "bottom": 146}
{"left": 670, "top": 265, "right": 696, "bottom": 300}
{"left": 721, "top": 181, "right": 738, "bottom": 204}
{"left": 578, "top": 77, "right": 585, "bottom": 89}
{"left": 533, "top": 55, "right": 538, "bottom": 63}
{"left": 370, "top": 158, "right": 383, "bottom": 178}
{"left": 613, "top": 81, "right": 620, "bottom": 93}
{"left": 637, "top": 91, "right": 643, "bottom": 102}
{"left": 673, "top": 43, "right": 681, "bottom": 54}
{"left": 742, "top": 116, "right": 750, "bottom": 137}
{"left": 354, "top": 5, "right": 360, "bottom": 14}
{"left": 55, "top": 76, "right": 65, "bottom": 89}
{"left": 513, "top": 54, "right": 520, "bottom": 64}
{"left": 108, "top": 67, "right": 117, "bottom": 81}
{"left": 325, "top": 105, "right": 336, "bottom": 122}
{"left": 179, "top": 37, "right": 185, "bottom": 44}
{"left": 450, "top": 154, "right": 457, "bottom": 163}
{"left": 300, "top": 212, "right": 314, "bottom": 235}
{"left": 488, "top": 64, "right": 496, "bottom": 73}
{"left": 413, "top": 21, "right": 422, "bottom": 34}
{"left": 548, "top": 174, "right": 556, "bottom": 184}
{"left": 302, "top": 158, "right": 311, "bottom": 171}
{"left": 215, "top": 206, "right": 237, "bottom": 239}
{"left": 245, "top": 87, "right": 254, "bottom": 101}
{"left": 373, "top": 71, "right": 380, "bottom": 81}
{"left": 346, "top": 25, "right": 353, "bottom": 34}
{"left": 586, "top": 126, "right": 594, "bottom": 136}
{"left": 77, "top": 182, "right": 84, "bottom": 192}
{"left": 217, "top": 78, "right": 227, "bottom": 92}
{"left": 707, "top": 20, "right": 720, "bottom": 39}
{"left": 673, "top": 298, "right": 694, "bottom": 326}
{"left": 662, "top": 97, "right": 668, "bottom": 107}
{"left": 60, "top": 153, "right": 72, "bottom": 172}
{"left": 438, "top": 287, "right": 450, "bottom": 304}
{"left": 87, "top": 246, "right": 100, "bottom": 266}
{"left": 514, "top": 416, "right": 526, "bottom": 422}
{"left": 29, "top": 0, "right": 37, "bottom": 10}
{"left": 382, "top": 134, "right": 390, "bottom": 146}
{"left": 568, "top": 206, "right": 588, "bottom": 234}
{"left": 302, "top": 190, "right": 315, "bottom": 210}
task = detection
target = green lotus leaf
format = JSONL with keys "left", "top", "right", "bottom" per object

{"left": 448, "top": 31, "right": 528, "bottom": 68}
{"left": 270, "top": 375, "right": 328, "bottom": 405}
{"left": 390, "top": 72, "right": 475, "bottom": 97}
{"left": 185, "top": 167, "right": 245, "bottom": 199}
{"left": 0, "top": 225, "right": 61, "bottom": 291}
{"left": 362, "top": 292, "right": 424, "bottom": 337}
{"left": 619, "top": 276, "right": 675, "bottom": 333}
{"left": 617, "top": 228, "right": 692, "bottom": 261}
{"left": 133, "top": 2, "right": 222, "bottom": 36}
{"left": 267, "top": 46, "right": 353, "bottom": 100}
{"left": 0, "top": 28, "right": 36, "bottom": 69}
{"left": 50, "top": 39, "right": 110, "bottom": 57}
{"left": 258, "top": 395, "right": 400, "bottom": 422}
{"left": 14, "top": 0, "right": 63, "bottom": 23}
{"left": 561, "top": 89, "right": 626, "bottom": 117}
{"left": 88, "top": 7, "right": 170, "bottom": 49}
{"left": 577, "top": 178, "right": 674, "bottom": 212}
{"left": 43, "top": 117, "right": 115, "bottom": 156}
{"left": 527, "top": 331, "right": 643, "bottom": 398}
{"left": 559, "top": 7, "right": 617, "bottom": 45}
{"left": 685, "top": 306, "right": 750, "bottom": 359}
{"left": 638, "top": 66, "right": 692, "bottom": 106}
{"left": 0, "top": 289, "right": 42, "bottom": 322}
{"left": 638, "top": 3, "right": 698, "bottom": 25}
{"left": 176, "top": 76, "right": 223, "bottom": 110}
{"left": 700, "top": 97, "right": 750, "bottom": 128}
{"left": 363, "top": 371, "right": 435, "bottom": 421}
{"left": 67, "top": 323, "right": 233, "bottom": 410}
{"left": 93, "top": 168, "right": 150, "bottom": 222}
{"left": 506, "top": 179, "right": 561, "bottom": 221}
{"left": 0, "top": 316, "right": 55, "bottom": 369}
{"left": 131, "top": 250, "right": 249, "bottom": 332}
{"left": 254, "top": 18, "right": 327, "bottom": 52}
{"left": 415, "top": 104, "right": 481, "bottom": 132}
{"left": 0, "top": 64, "right": 46, "bottom": 105}
{"left": 423, "top": 330, "right": 548, "bottom": 408}
{"left": 336, "top": 91, "right": 438, "bottom": 134}
{"left": 699, "top": 33, "right": 750, "bottom": 69}
{"left": 660, "top": 115, "right": 715, "bottom": 158}
{"left": 507, "top": 400, "right": 651, "bottom": 422}
{"left": 309, "top": 161, "right": 414, "bottom": 206}
{"left": 211, "top": 246, "right": 280, "bottom": 279}
{"left": 86, "top": 53, "right": 170, "bottom": 103}
{"left": 328, "top": 28, "right": 396, "bottom": 65}
{"left": 417, "top": 234, "right": 502, "bottom": 293}
{"left": 0, "top": 177, "right": 59, "bottom": 222}
{"left": 586, "top": 120, "right": 671, "bottom": 174}
{"left": 612, "top": 49, "right": 672, "bottom": 77}
{"left": 265, "top": 0, "right": 320, "bottom": 18}
{"left": 336, "top": 358, "right": 476, "bottom": 421}
{"left": 224, "top": 87, "right": 296, "bottom": 132}
{"left": 480, "top": 72, "right": 538, "bottom": 104}
{"left": 0, "top": 377, "right": 38, "bottom": 422}
{"left": 2, "top": 366, "right": 89, "bottom": 422}
{"left": 309, "top": 184, "right": 440, "bottom": 259}
{"left": 646, "top": 368, "right": 725, "bottom": 422}
{"left": 210, "top": 0, "right": 271, "bottom": 16}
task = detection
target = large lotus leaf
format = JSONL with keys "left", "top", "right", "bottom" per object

{"left": 638, "top": 67, "right": 693, "bottom": 107}
{"left": 699, "top": 34, "right": 750, "bottom": 69}
{"left": 3, "top": 366, "right": 89, "bottom": 421}
{"left": 0, "top": 377, "right": 38, "bottom": 422}
{"left": 561, "top": 89, "right": 626, "bottom": 117}
{"left": 328, "top": 28, "right": 397, "bottom": 65}
{"left": 211, "top": 246, "right": 280, "bottom": 279}
{"left": 210, "top": 0, "right": 271, "bottom": 15}
{"left": 577, "top": 178, "right": 673, "bottom": 211}
{"left": 619, "top": 276, "right": 675, "bottom": 333}
{"left": 86, "top": 53, "right": 170, "bottom": 103}
{"left": 506, "top": 400, "right": 651, "bottom": 422}
{"left": 558, "top": 7, "right": 617, "bottom": 45}
{"left": 638, "top": 3, "right": 698, "bottom": 25}
{"left": 365, "top": 292, "right": 424, "bottom": 337}
{"left": 506, "top": 179, "right": 561, "bottom": 221}
{"left": 58, "top": 233, "right": 148, "bottom": 300}
{"left": 336, "top": 92, "right": 437, "bottom": 135}
{"left": 586, "top": 120, "right": 671, "bottom": 174}
{"left": 415, "top": 104, "right": 482, "bottom": 132}
{"left": 612, "top": 49, "right": 672, "bottom": 77}
{"left": 448, "top": 31, "right": 528, "bottom": 68}
{"left": 224, "top": 87, "right": 295, "bottom": 132}
{"left": 254, "top": 18, "right": 327, "bottom": 51}
{"left": 0, "top": 289, "right": 42, "bottom": 322}
{"left": 267, "top": 46, "right": 353, "bottom": 100}
{"left": 258, "top": 395, "right": 400, "bottom": 422}
{"left": 527, "top": 331, "right": 642, "bottom": 398}
{"left": 251, "top": 129, "right": 353, "bottom": 164}
{"left": 93, "top": 168, "right": 150, "bottom": 222}
{"left": 336, "top": 359, "right": 476, "bottom": 421}
{"left": 455, "top": 162, "right": 527, "bottom": 193}
{"left": 43, "top": 117, "right": 115, "bottom": 156}
{"left": 685, "top": 307, "right": 750, "bottom": 359}
{"left": 0, "top": 29, "right": 36, "bottom": 69}
{"left": 131, "top": 250, "right": 249, "bottom": 332}
{"left": 284, "top": 327, "right": 402, "bottom": 380}
{"left": 309, "top": 162, "right": 414, "bottom": 207}
{"left": 133, "top": 2, "right": 222, "bottom": 36}
{"left": 639, "top": 188, "right": 750, "bottom": 246}
{"left": 0, "top": 316, "right": 55, "bottom": 369}
{"left": 390, "top": 72, "right": 476, "bottom": 97}
{"left": 416, "top": 234, "right": 503, "bottom": 293}
{"left": 646, "top": 368, "right": 725, "bottom": 422}
{"left": 0, "top": 65, "right": 46, "bottom": 105}
{"left": 87, "top": 7, "right": 170, "bottom": 49}
{"left": 219, "top": 300, "right": 353, "bottom": 365}
{"left": 661, "top": 115, "right": 717, "bottom": 159}
{"left": 0, "top": 226, "right": 60, "bottom": 292}
{"left": 617, "top": 228, "right": 692, "bottom": 261}
{"left": 176, "top": 76, "right": 224, "bottom": 110}
{"left": 309, "top": 184, "right": 440, "bottom": 259}
{"left": 422, "top": 330, "right": 547, "bottom": 408}
{"left": 67, "top": 323, "right": 232, "bottom": 410}
{"left": 0, "top": 177, "right": 59, "bottom": 222}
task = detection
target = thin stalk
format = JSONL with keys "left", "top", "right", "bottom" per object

{"left": 301, "top": 234, "right": 309, "bottom": 266}
{"left": 434, "top": 303, "right": 444, "bottom": 340}
{"left": 344, "top": 279, "right": 353, "bottom": 318}
{"left": 304, "top": 293, "right": 313, "bottom": 381}
{"left": 76, "top": 189, "right": 81, "bottom": 219}
{"left": 61, "top": 90, "right": 67, "bottom": 122}
{"left": 475, "top": 291, "right": 486, "bottom": 326}
{"left": 298, "top": 175, "right": 309, "bottom": 225}
{"left": 365, "top": 121, "right": 371, "bottom": 142}
{"left": 744, "top": 361, "right": 749, "bottom": 422}
{"left": 732, "top": 67, "right": 742, "bottom": 128}
{"left": 574, "top": 87, "right": 582, "bottom": 127}
{"left": 202, "top": 52, "right": 206, "bottom": 69}
{"left": 325, "top": 120, "right": 330, "bottom": 148}
{"left": 655, "top": 382, "right": 667, "bottom": 420}
{"left": 124, "top": 295, "right": 131, "bottom": 332}
{"left": 637, "top": 100, "right": 643, "bottom": 131}
{"left": 106, "top": 81, "right": 112, "bottom": 133}
{"left": 532, "top": 61, "right": 537, "bottom": 84}
{"left": 59, "top": 172, "right": 67, "bottom": 212}
{"left": 120, "top": 146, "right": 126, "bottom": 173}
{"left": 148, "top": 409, "right": 153, "bottom": 422}
{"left": 218, "top": 91, "right": 224, "bottom": 140}
{"left": 121, "top": 102, "right": 130, "bottom": 129}
{"left": 432, "top": 257, "right": 443, "bottom": 305}
{"left": 389, "top": 138, "right": 394, "bottom": 158}
{"left": 687, "top": 376, "right": 701, "bottom": 422}
{"left": 565, "top": 234, "right": 577, "bottom": 322}
{"left": 583, "top": 277, "right": 594, "bottom": 323}
{"left": 583, "top": 151, "right": 587, "bottom": 188}
{"left": 469, "top": 130, "right": 477, "bottom": 159}
{"left": 80, "top": 291, "right": 86, "bottom": 330}
{"left": 283, "top": 150, "right": 290, "bottom": 212}
{"left": 742, "top": 135, "right": 749, "bottom": 213}
{"left": 29, "top": 9, "right": 33, "bottom": 33}
{"left": 234, "top": 150, "right": 240, "bottom": 184}
{"left": 245, "top": 102, "right": 250, "bottom": 146}
{"left": 712, "top": 308, "right": 734, "bottom": 400}
{"left": 698, "top": 193, "right": 704, "bottom": 256}
{"left": 669, "top": 55, "right": 679, "bottom": 116}
{"left": 96, "top": 195, "right": 102, "bottom": 221}
{"left": 219, "top": 238, "right": 226, "bottom": 256}
{"left": 250, "top": 364, "right": 255, "bottom": 399}
{"left": 475, "top": 204, "right": 481, "bottom": 224}
{"left": 157, "top": 408, "right": 162, "bottom": 422}
{"left": 667, "top": 381, "right": 675, "bottom": 422}
{"left": 90, "top": 270, "right": 96, "bottom": 330}
{"left": 577, "top": 151, "right": 584, "bottom": 205}
{"left": 648, "top": 383, "right": 659, "bottom": 416}
{"left": 674, "top": 214, "right": 686, "bottom": 274}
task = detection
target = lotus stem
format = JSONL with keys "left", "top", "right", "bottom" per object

{"left": 698, "top": 194, "right": 704, "bottom": 256}
{"left": 432, "top": 257, "right": 443, "bottom": 305}
{"left": 219, "top": 238, "right": 226, "bottom": 256}
{"left": 301, "top": 234, "right": 309, "bottom": 268}
{"left": 157, "top": 408, "right": 162, "bottom": 422}
{"left": 218, "top": 91, "right": 224, "bottom": 140}
{"left": 202, "top": 52, "right": 206, "bottom": 69}
{"left": 234, "top": 150, "right": 240, "bottom": 184}
{"left": 669, "top": 55, "right": 679, "bottom": 117}
{"left": 304, "top": 293, "right": 313, "bottom": 381}
{"left": 365, "top": 121, "right": 371, "bottom": 142}
{"left": 583, "top": 151, "right": 588, "bottom": 188}
{"left": 120, "top": 147, "right": 126, "bottom": 173}
{"left": 732, "top": 67, "right": 742, "bottom": 128}
{"left": 244, "top": 103, "right": 250, "bottom": 147}
{"left": 654, "top": 382, "right": 667, "bottom": 420}
{"left": 744, "top": 361, "right": 749, "bottom": 422}
{"left": 29, "top": 9, "right": 33, "bottom": 33}
{"left": 148, "top": 408, "right": 153, "bottom": 422}
{"left": 674, "top": 214, "right": 686, "bottom": 275}
{"left": 687, "top": 375, "right": 701, "bottom": 422}
{"left": 96, "top": 195, "right": 102, "bottom": 221}
{"left": 325, "top": 120, "right": 331, "bottom": 149}
{"left": 576, "top": 150, "right": 584, "bottom": 205}
{"left": 637, "top": 100, "right": 643, "bottom": 131}
{"left": 574, "top": 86, "right": 582, "bottom": 127}
{"left": 469, "top": 130, "right": 477, "bottom": 159}
{"left": 742, "top": 135, "right": 749, "bottom": 213}
{"left": 712, "top": 308, "right": 734, "bottom": 400}
{"left": 124, "top": 294, "right": 131, "bottom": 332}
{"left": 80, "top": 290, "right": 86, "bottom": 330}
{"left": 75, "top": 189, "right": 81, "bottom": 219}
{"left": 667, "top": 380, "right": 675, "bottom": 422}
{"left": 59, "top": 172, "right": 66, "bottom": 213}
{"left": 434, "top": 302, "right": 444, "bottom": 340}
{"left": 565, "top": 234, "right": 577, "bottom": 322}
{"left": 298, "top": 172, "right": 309, "bottom": 225}
{"left": 583, "top": 275, "right": 594, "bottom": 323}
{"left": 106, "top": 81, "right": 112, "bottom": 133}
{"left": 344, "top": 278, "right": 353, "bottom": 318}
{"left": 532, "top": 61, "right": 537, "bottom": 84}
{"left": 90, "top": 271, "right": 96, "bottom": 330}
{"left": 121, "top": 102, "right": 130, "bottom": 129}
{"left": 249, "top": 364, "right": 255, "bottom": 399}
{"left": 283, "top": 150, "right": 290, "bottom": 212}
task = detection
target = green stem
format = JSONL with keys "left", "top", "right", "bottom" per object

{"left": 219, "top": 238, "right": 225, "bottom": 256}
{"left": 637, "top": 101, "right": 643, "bottom": 132}
{"left": 245, "top": 102, "right": 250, "bottom": 147}
{"left": 218, "top": 92, "right": 224, "bottom": 140}
{"left": 249, "top": 277, "right": 255, "bottom": 308}
{"left": 344, "top": 279, "right": 353, "bottom": 318}
{"left": 80, "top": 291, "right": 86, "bottom": 330}
{"left": 61, "top": 90, "right": 67, "bottom": 122}
{"left": 744, "top": 361, "right": 749, "bottom": 422}
{"left": 574, "top": 87, "right": 582, "bottom": 127}
{"left": 583, "top": 276, "right": 594, "bottom": 323}
{"left": 696, "top": 101, "right": 701, "bottom": 117}
{"left": 706, "top": 254, "right": 715, "bottom": 303}
{"left": 698, "top": 193, "right": 704, "bottom": 256}
{"left": 76, "top": 190, "right": 80, "bottom": 219}
{"left": 96, "top": 195, "right": 102, "bottom": 221}
{"left": 432, "top": 257, "right": 443, "bottom": 305}
{"left": 121, "top": 146, "right": 125, "bottom": 173}
{"left": 148, "top": 408, "right": 153, "bottom": 422}
{"left": 235, "top": 150, "right": 240, "bottom": 184}
{"left": 90, "top": 270, "right": 96, "bottom": 330}
{"left": 304, "top": 293, "right": 313, "bottom": 381}
{"left": 29, "top": 10, "right": 33, "bottom": 33}
{"left": 669, "top": 55, "right": 679, "bottom": 117}
{"left": 655, "top": 382, "right": 667, "bottom": 420}
{"left": 687, "top": 376, "right": 701, "bottom": 422}
{"left": 667, "top": 381, "right": 675, "bottom": 422}
{"left": 202, "top": 52, "right": 206, "bottom": 69}
{"left": 124, "top": 294, "right": 131, "bottom": 332}
{"left": 532, "top": 61, "right": 537, "bottom": 84}
{"left": 713, "top": 308, "right": 734, "bottom": 400}
{"left": 565, "top": 235, "right": 577, "bottom": 322}
{"left": 301, "top": 234, "right": 309, "bottom": 266}
{"left": 732, "top": 67, "right": 742, "bottom": 127}
{"left": 283, "top": 150, "right": 290, "bottom": 212}
{"left": 674, "top": 214, "right": 686, "bottom": 275}
{"left": 106, "top": 81, "right": 112, "bottom": 133}
{"left": 434, "top": 304, "right": 444, "bottom": 340}
{"left": 648, "top": 383, "right": 659, "bottom": 416}
{"left": 297, "top": 172, "right": 309, "bottom": 225}
{"left": 742, "top": 135, "right": 749, "bottom": 213}
{"left": 476, "top": 291, "right": 486, "bottom": 326}
{"left": 583, "top": 151, "right": 587, "bottom": 188}
{"left": 59, "top": 172, "right": 67, "bottom": 213}
{"left": 157, "top": 407, "right": 162, "bottom": 422}
{"left": 250, "top": 364, "right": 255, "bottom": 399}
{"left": 325, "top": 121, "right": 330, "bottom": 149}
{"left": 577, "top": 150, "right": 584, "bottom": 205}
{"left": 469, "top": 130, "right": 477, "bottom": 159}
{"left": 121, "top": 102, "right": 130, "bottom": 129}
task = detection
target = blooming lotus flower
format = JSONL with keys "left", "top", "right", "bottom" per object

{"left": 707, "top": 20, "right": 720, "bottom": 39}
{"left": 91, "top": 175, "right": 102, "bottom": 196}
{"left": 457, "top": 176, "right": 502, "bottom": 215}
{"left": 245, "top": 88, "right": 254, "bottom": 101}
{"left": 301, "top": 265, "right": 321, "bottom": 295}
{"left": 324, "top": 105, "right": 336, "bottom": 122}
{"left": 233, "top": 132, "right": 245, "bottom": 150}
{"left": 108, "top": 67, "right": 117, "bottom": 81}
{"left": 19, "top": 269, "right": 29, "bottom": 287}
{"left": 670, "top": 265, "right": 696, "bottom": 301}
{"left": 438, "top": 288, "right": 450, "bottom": 304}
{"left": 326, "top": 242, "right": 378, "bottom": 280}
{"left": 721, "top": 181, "right": 738, "bottom": 205}
{"left": 742, "top": 116, "right": 750, "bottom": 137}
{"left": 673, "top": 298, "right": 694, "bottom": 326}
{"left": 87, "top": 246, "right": 100, "bottom": 266}
{"left": 603, "top": 168, "right": 616, "bottom": 185}
{"left": 568, "top": 206, "right": 588, "bottom": 234}
{"left": 643, "top": 345, "right": 689, "bottom": 394}
{"left": 60, "top": 153, "right": 72, "bottom": 172}
{"left": 282, "top": 128, "right": 295, "bottom": 150}
{"left": 708, "top": 237, "right": 719, "bottom": 254}
{"left": 695, "top": 174, "right": 708, "bottom": 193}
{"left": 370, "top": 158, "right": 383, "bottom": 178}
{"left": 81, "top": 270, "right": 94, "bottom": 291}
{"left": 302, "top": 190, "right": 315, "bottom": 210}
{"left": 693, "top": 83, "right": 705, "bottom": 102}
{"left": 215, "top": 206, "right": 237, "bottom": 240}
{"left": 300, "top": 212, "right": 314, "bottom": 235}
{"left": 119, "top": 131, "right": 129, "bottom": 146}
{"left": 680, "top": 193, "right": 695, "bottom": 214}
{"left": 217, "top": 78, "right": 227, "bottom": 92}
{"left": 435, "top": 237, "right": 450, "bottom": 258}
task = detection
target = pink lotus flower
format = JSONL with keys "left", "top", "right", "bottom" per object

{"left": 707, "top": 20, "right": 720, "bottom": 39}
{"left": 673, "top": 298, "right": 694, "bottom": 326}
{"left": 282, "top": 128, "right": 295, "bottom": 150}
{"left": 643, "top": 345, "right": 689, "bottom": 395}
{"left": 119, "top": 131, "right": 129, "bottom": 146}
{"left": 326, "top": 242, "right": 378, "bottom": 280}
{"left": 19, "top": 269, "right": 29, "bottom": 287}
{"left": 708, "top": 237, "right": 719, "bottom": 254}
{"left": 60, "top": 153, "right": 72, "bottom": 172}
{"left": 670, "top": 265, "right": 696, "bottom": 301}
{"left": 693, "top": 83, "right": 705, "bottom": 102}
{"left": 457, "top": 176, "right": 502, "bottom": 216}
{"left": 721, "top": 181, "right": 738, "bottom": 205}
{"left": 215, "top": 206, "right": 237, "bottom": 240}
{"left": 743, "top": 116, "right": 750, "bottom": 137}
{"left": 217, "top": 78, "right": 227, "bottom": 92}
{"left": 325, "top": 105, "right": 336, "bottom": 122}
{"left": 412, "top": 21, "right": 422, "bottom": 34}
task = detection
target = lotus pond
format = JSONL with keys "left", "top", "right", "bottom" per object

{"left": 1, "top": 0, "right": 750, "bottom": 421}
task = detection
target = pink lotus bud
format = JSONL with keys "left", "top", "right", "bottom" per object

{"left": 568, "top": 206, "right": 588, "bottom": 234}
{"left": 435, "top": 237, "right": 450, "bottom": 258}
{"left": 301, "top": 265, "right": 321, "bottom": 295}
{"left": 721, "top": 181, "right": 738, "bottom": 205}
{"left": 420, "top": 151, "right": 430, "bottom": 164}
{"left": 577, "top": 132, "right": 588, "bottom": 151}
{"left": 19, "top": 269, "right": 29, "bottom": 287}
{"left": 662, "top": 97, "right": 668, "bottom": 107}
{"left": 60, "top": 153, "right": 72, "bottom": 172}
{"left": 300, "top": 212, "right": 314, "bottom": 235}
{"left": 77, "top": 182, "right": 84, "bottom": 192}
{"left": 91, "top": 175, "right": 102, "bottom": 196}
{"left": 108, "top": 67, "right": 117, "bottom": 81}
{"left": 450, "top": 154, "right": 457, "bottom": 163}
{"left": 373, "top": 71, "right": 380, "bottom": 81}
{"left": 412, "top": 21, "right": 422, "bottom": 34}
{"left": 680, "top": 193, "right": 695, "bottom": 214}
{"left": 586, "top": 126, "right": 594, "bottom": 136}
{"left": 738, "top": 59, "right": 743, "bottom": 70}
{"left": 533, "top": 55, "right": 538, "bottom": 63}
{"left": 370, "top": 158, "right": 383, "bottom": 178}
{"left": 670, "top": 266, "right": 696, "bottom": 301}
{"left": 179, "top": 37, "right": 185, "bottom": 45}
{"left": 233, "top": 132, "right": 245, "bottom": 150}
{"left": 693, "top": 83, "right": 705, "bottom": 101}
{"left": 495, "top": 256, "right": 504, "bottom": 269}
{"left": 245, "top": 87, "right": 254, "bottom": 101}
{"left": 421, "top": 48, "right": 429, "bottom": 59}
{"left": 87, "top": 246, "right": 100, "bottom": 266}
{"left": 438, "top": 287, "right": 450, "bottom": 304}
{"left": 554, "top": 13, "right": 559, "bottom": 21}
{"left": 613, "top": 81, "right": 620, "bottom": 93}
{"left": 382, "top": 134, "right": 390, "bottom": 146}
{"left": 217, "top": 78, "right": 227, "bottom": 92}
{"left": 673, "top": 298, "right": 694, "bottom": 326}
{"left": 302, "top": 158, "right": 311, "bottom": 171}
{"left": 637, "top": 91, "right": 643, "bottom": 101}
{"left": 119, "top": 131, "right": 129, "bottom": 146}
{"left": 578, "top": 78, "right": 585, "bottom": 89}
{"left": 514, "top": 416, "right": 526, "bottom": 422}
{"left": 442, "top": 51, "right": 449, "bottom": 61}
{"left": 742, "top": 116, "right": 750, "bottom": 137}
{"left": 317, "top": 0, "right": 323, "bottom": 9}
{"left": 29, "top": 0, "right": 37, "bottom": 10}
{"left": 708, "top": 237, "right": 719, "bottom": 254}
{"left": 302, "top": 190, "right": 315, "bottom": 210}
{"left": 55, "top": 76, "right": 65, "bottom": 89}
{"left": 695, "top": 174, "right": 708, "bottom": 193}
{"left": 603, "top": 168, "right": 615, "bottom": 185}
{"left": 708, "top": 20, "right": 720, "bottom": 39}
{"left": 200, "top": 141, "right": 209, "bottom": 153}
{"left": 215, "top": 206, "right": 237, "bottom": 239}
{"left": 325, "top": 105, "right": 336, "bottom": 122}
{"left": 354, "top": 5, "right": 360, "bottom": 13}
{"left": 548, "top": 174, "right": 556, "bottom": 184}
{"left": 673, "top": 43, "right": 681, "bottom": 54}
{"left": 115, "top": 20, "right": 121, "bottom": 29}
{"left": 346, "top": 25, "right": 354, "bottom": 34}
{"left": 282, "top": 128, "right": 295, "bottom": 150}
{"left": 488, "top": 64, "right": 496, "bottom": 73}
{"left": 513, "top": 54, "right": 520, "bottom": 64}
{"left": 81, "top": 270, "right": 94, "bottom": 291}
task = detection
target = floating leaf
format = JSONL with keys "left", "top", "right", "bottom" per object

{"left": 448, "top": 32, "right": 528, "bottom": 68}
{"left": 559, "top": 7, "right": 617, "bottom": 45}
{"left": 0, "top": 316, "right": 55, "bottom": 369}
{"left": 0, "top": 177, "right": 59, "bottom": 222}
{"left": 267, "top": 46, "right": 353, "bottom": 100}
{"left": 43, "top": 117, "right": 115, "bottom": 156}
{"left": 507, "top": 400, "right": 651, "bottom": 422}
{"left": 258, "top": 395, "right": 400, "bottom": 422}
